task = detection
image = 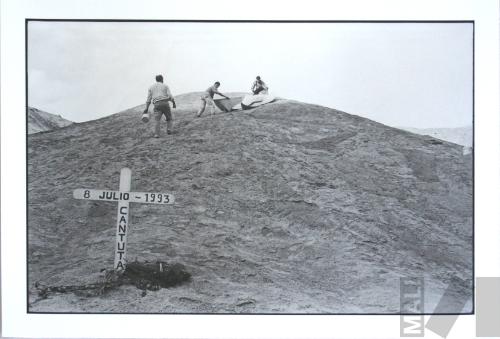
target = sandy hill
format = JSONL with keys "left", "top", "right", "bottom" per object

{"left": 28, "top": 107, "right": 73, "bottom": 134}
{"left": 27, "top": 95, "right": 473, "bottom": 313}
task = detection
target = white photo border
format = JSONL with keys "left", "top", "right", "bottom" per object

{"left": 2, "top": 0, "right": 499, "bottom": 338}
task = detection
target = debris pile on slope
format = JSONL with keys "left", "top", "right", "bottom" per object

{"left": 124, "top": 261, "right": 191, "bottom": 290}
{"left": 35, "top": 261, "right": 191, "bottom": 299}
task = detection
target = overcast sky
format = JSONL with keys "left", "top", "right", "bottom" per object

{"left": 28, "top": 21, "right": 472, "bottom": 128}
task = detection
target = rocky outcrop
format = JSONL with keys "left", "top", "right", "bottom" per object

{"left": 28, "top": 107, "right": 73, "bottom": 134}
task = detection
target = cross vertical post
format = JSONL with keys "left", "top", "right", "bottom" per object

{"left": 114, "top": 168, "right": 131, "bottom": 271}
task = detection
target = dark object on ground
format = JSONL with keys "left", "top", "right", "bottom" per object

{"left": 34, "top": 261, "right": 191, "bottom": 298}
{"left": 124, "top": 261, "right": 191, "bottom": 290}
{"left": 214, "top": 97, "right": 243, "bottom": 112}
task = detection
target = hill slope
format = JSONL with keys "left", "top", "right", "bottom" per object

{"left": 28, "top": 107, "right": 73, "bottom": 134}
{"left": 27, "top": 95, "right": 473, "bottom": 313}
{"left": 401, "top": 126, "right": 472, "bottom": 147}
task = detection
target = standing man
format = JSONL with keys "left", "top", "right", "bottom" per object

{"left": 144, "top": 74, "right": 176, "bottom": 138}
{"left": 251, "top": 76, "right": 268, "bottom": 95}
{"left": 196, "top": 81, "right": 230, "bottom": 117}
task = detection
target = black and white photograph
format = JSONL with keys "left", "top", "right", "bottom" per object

{"left": 25, "top": 20, "right": 474, "bottom": 315}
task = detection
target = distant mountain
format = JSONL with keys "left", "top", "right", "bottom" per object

{"left": 28, "top": 107, "right": 73, "bottom": 134}
{"left": 400, "top": 126, "right": 472, "bottom": 147}
{"left": 27, "top": 95, "right": 472, "bottom": 313}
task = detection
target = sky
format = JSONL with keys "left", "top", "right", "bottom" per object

{"left": 28, "top": 21, "right": 473, "bottom": 128}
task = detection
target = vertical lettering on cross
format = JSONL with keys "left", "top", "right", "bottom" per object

{"left": 114, "top": 168, "right": 131, "bottom": 271}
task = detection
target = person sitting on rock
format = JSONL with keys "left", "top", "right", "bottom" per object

{"left": 196, "top": 81, "right": 230, "bottom": 117}
{"left": 143, "top": 74, "right": 176, "bottom": 138}
{"left": 251, "top": 76, "right": 268, "bottom": 95}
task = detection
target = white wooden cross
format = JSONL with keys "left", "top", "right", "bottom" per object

{"left": 73, "top": 168, "right": 174, "bottom": 271}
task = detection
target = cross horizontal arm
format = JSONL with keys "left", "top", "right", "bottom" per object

{"left": 73, "top": 189, "right": 175, "bottom": 204}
